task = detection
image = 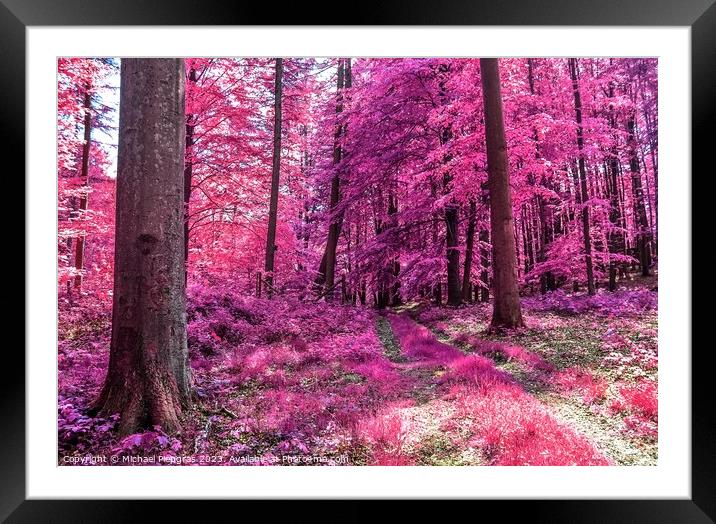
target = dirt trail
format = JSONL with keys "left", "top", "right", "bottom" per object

{"left": 423, "top": 316, "right": 656, "bottom": 466}
{"left": 372, "top": 314, "right": 483, "bottom": 465}
{"left": 378, "top": 312, "right": 616, "bottom": 466}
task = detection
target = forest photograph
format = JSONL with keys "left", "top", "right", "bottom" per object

{"left": 57, "top": 56, "right": 658, "bottom": 467}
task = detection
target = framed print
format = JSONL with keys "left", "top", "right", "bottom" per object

{"left": 5, "top": 0, "right": 711, "bottom": 521}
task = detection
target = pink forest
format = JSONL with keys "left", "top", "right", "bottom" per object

{"left": 58, "top": 57, "right": 658, "bottom": 466}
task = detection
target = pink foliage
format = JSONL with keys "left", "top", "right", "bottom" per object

{"left": 606, "top": 380, "right": 658, "bottom": 439}
{"left": 523, "top": 290, "right": 657, "bottom": 318}
{"left": 461, "top": 335, "right": 556, "bottom": 373}
{"left": 356, "top": 409, "right": 414, "bottom": 466}
{"left": 388, "top": 314, "right": 463, "bottom": 365}
{"left": 440, "top": 355, "right": 516, "bottom": 392}
{"left": 391, "top": 315, "right": 609, "bottom": 465}
{"left": 455, "top": 385, "right": 610, "bottom": 466}
{"left": 614, "top": 380, "right": 658, "bottom": 419}
{"left": 56, "top": 57, "right": 658, "bottom": 466}
{"left": 555, "top": 367, "right": 609, "bottom": 405}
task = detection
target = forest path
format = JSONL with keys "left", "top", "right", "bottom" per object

{"left": 372, "top": 314, "right": 484, "bottom": 465}
{"left": 381, "top": 311, "right": 613, "bottom": 465}
{"left": 420, "top": 315, "right": 655, "bottom": 466}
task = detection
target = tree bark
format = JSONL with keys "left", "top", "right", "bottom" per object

{"left": 264, "top": 58, "right": 283, "bottom": 297}
{"left": 606, "top": 81, "right": 625, "bottom": 291}
{"left": 480, "top": 58, "right": 524, "bottom": 330}
{"left": 627, "top": 115, "right": 652, "bottom": 276}
{"left": 73, "top": 87, "right": 93, "bottom": 291}
{"left": 437, "top": 63, "right": 461, "bottom": 307}
{"left": 387, "top": 190, "right": 402, "bottom": 306}
{"left": 462, "top": 199, "right": 477, "bottom": 302}
{"left": 445, "top": 203, "right": 461, "bottom": 306}
{"left": 183, "top": 67, "right": 198, "bottom": 284}
{"left": 479, "top": 227, "right": 490, "bottom": 302}
{"left": 568, "top": 58, "right": 596, "bottom": 295}
{"left": 93, "top": 58, "right": 190, "bottom": 436}
{"left": 319, "top": 58, "right": 350, "bottom": 300}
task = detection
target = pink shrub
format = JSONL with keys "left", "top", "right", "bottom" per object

{"left": 357, "top": 412, "right": 407, "bottom": 446}
{"left": 470, "top": 338, "right": 505, "bottom": 359}
{"left": 523, "top": 289, "right": 657, "bottom": 318}
{"left": 606, "top": 380, "right": 658, "bottom": 440}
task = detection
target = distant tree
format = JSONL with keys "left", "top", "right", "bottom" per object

{"left": 72, "top": 86, "right": 92, "bottom": 291}
{"left": 462, "top": 199, "right": 477, "bottom": 302}
{"left": 317, "top": 58, "right": 351, "bottom": 301}
{"left": 568, "top": 58, "right": 596, "bottom": 295}
{"left": 263, "top": 58, "right": 284, "bottom": 297}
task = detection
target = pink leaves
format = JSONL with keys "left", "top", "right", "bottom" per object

{"left": 554, "top": 367, "right": 608, "bottom": 405}
{"left": 609, "top": 380, "right": 658, "bottom": 439}
{"left": 388, "top": 314, "right": 463, "bottom": 366}
{"left": 440, "top": 355, "right": 516, "bottom": 392}
{"left": 385, "top": 314, "right": 610, "bottom": 465}
{"left": 356, "top": 410, "right": 412, "bottom": 466}
{"left": 523, "top": 289, "right": 657, "bottom": 318}
{"left": 457, "top": 385, "right": 610, "bottom": 466}
{"left": 615, "top": 380, "right": 658, "bottom": 420}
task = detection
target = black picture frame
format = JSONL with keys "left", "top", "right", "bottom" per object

{"left": 4, "top": 0, "right": 709, "bottom": 521}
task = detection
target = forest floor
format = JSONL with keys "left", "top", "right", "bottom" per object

{"left": 58, "top": 281, "right": 657, "bottom": 466}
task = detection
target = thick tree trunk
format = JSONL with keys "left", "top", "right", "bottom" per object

{"left": 462, "top": 200, "right": 476, "bottom": 302}
{"left": 480, "top": 58, "right": 524, "bottom": 330}
{"left": 73, "top": 88, "right": 92, "bottom": 291}
{"left": 568, "top": 58, "right": 596, "bottom": 295}
{"left": 264, "top": 58, "right": 283, "bottom": 297}
{"left": 93, "top": 58, "right": 190, "bottom": 436}
{"left": 183, "top": 67, "right": 197, "bottom": 284}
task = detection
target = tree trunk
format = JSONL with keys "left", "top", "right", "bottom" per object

{"left": 606, "top": 82, "right": 625, "bottom": 291}
{"left": 319, "top": 58, "right": 350, "bottom": 300}
{"left": 480, "top": 58, "right": 524, "bottom": 330}
{"left": 627, "top": 115, "right": 652, "bottom": 276}
{"left": 73, "top": 88, "right": 93, "bottom": 291}
{"left": 264, "top": 58, "right": 283, "bottom": 297}
{"left": 437, "top": 63, "right": 461, "bottom": 307}
{"left": 93, "top": 58, "right": 190, "bottom": 436}
{"left": 462, "top": 199, "right": 477, "bottom": 302}
{"left": 183, "top": 67, "right": 198, "bottom": 284}
{"left": 568, "top": 57, "right": 596, "bottom": 295}
{"left": 528, "top": 59, "right": 555, "bottom": 294}
{"left": 388, "top": 190, "right": 402, "bottom": 306}
{"left": 479, "top": 228, "right": 490, "bottom": 302}
{"left": 445, "top": 203, "right": 461, "bottom": 306}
